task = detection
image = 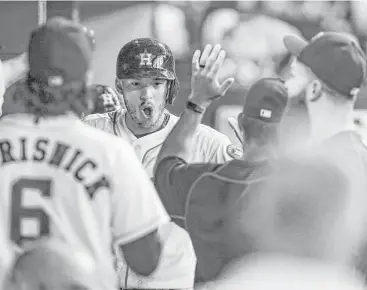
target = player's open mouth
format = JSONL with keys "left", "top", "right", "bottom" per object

{"left": 140, "top": 105, "right": 154, "bottom": 118}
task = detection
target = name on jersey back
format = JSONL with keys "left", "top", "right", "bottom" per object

{"left": 0, "top": 137, "right": 111, "bottom": 199}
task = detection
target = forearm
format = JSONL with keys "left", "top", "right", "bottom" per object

{"left": 121, "top": 229, "right": 162, "bottom": 276}
{"left": 156, "top": 43, "right": 233, "bottom": 168}
{"left": 157, "top": 107, "right": 203, "bottom": 164}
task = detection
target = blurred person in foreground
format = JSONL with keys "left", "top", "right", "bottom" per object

{"left": 0, "top": 53, "right": 28, "bottom": 116}
{"left": 283, "top": 31, "right": 366, "bottom": 147}
{"left": 80, "top": 84, "right": 122, "bottom": 118}
{"left": 283, "top": 31, "right": 367, "bottom": 279}
{"left": 0, "top": 53, "right": 28, "bottom": 287}
{"left": 0, "top": 202, "right": 16, "bottom": 290}
{"left": 1, "top": 77, "right": 29, "bottom": 117}
{"left": 4, "top": 239, "right": 96, "bottom": 290}
{"left": 84, "top": 40, "right": 239, "bottom": 290}
{"left": 0, "top": 17, "right": 169, "bottom": 289}
{"left": 199, "top": 154, "right": 367, "bottom": 290}
{"left": 154, "top": 59, "right": 289, "bottom": 284}
{"left": 2, "top": 81, "right": 122, "bottom": 119}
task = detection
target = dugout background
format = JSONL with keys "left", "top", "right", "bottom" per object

{"left": 1, "top": 1, "right": 367, "bottom": 143}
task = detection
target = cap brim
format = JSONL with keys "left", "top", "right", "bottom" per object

{"left": 284, "top": 35, "right": 309, "bottom": 57}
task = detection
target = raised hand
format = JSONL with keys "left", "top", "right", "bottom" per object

{"left": 190, "top": 44, "right": 234, "bottom": 108}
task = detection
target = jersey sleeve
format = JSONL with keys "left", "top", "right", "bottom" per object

{"left": 82, "top": 112, "right": 131, "bottom": 143}
{"left": 154, "top": 156, "right": 220, "bottom": 219}
{"left": 109, "top": 140, "right": 170, "bottom": 248}
{"left": 82, "top": 113, "right": 114, "bottom": 134}
{"left": 195, "top": 127, "right": 243, "bottom": 163}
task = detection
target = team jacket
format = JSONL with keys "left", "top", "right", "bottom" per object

{"left": 83, "top": 109, "right": 242, "bottom": 289}
{"left": 154, "top": 156, "right": 271, "bottom": 283}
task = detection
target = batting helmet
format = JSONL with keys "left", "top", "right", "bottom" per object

{"left": 115, "top": 38, "right": 179, "bottom": 104}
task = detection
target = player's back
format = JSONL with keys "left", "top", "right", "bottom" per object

{"left": 184, "top": 158, "right": 271, "bottom": 283}
{"left": 318, "top": 131, "right": 367, "bottom": 282}
{"left": 0, "top": 113, "right": 133, "bottom": 289}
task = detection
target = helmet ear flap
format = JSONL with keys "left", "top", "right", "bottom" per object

{"left": 166, "top": 78, "right": 179, "bottom": 105}
{"left": 115, "top": 78, "right": 124, "bottom": 95}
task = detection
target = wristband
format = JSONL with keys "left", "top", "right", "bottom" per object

{"left": 186, "top": 100, "right": 206, "bottom": 114}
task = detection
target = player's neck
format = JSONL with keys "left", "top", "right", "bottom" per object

{"left": 242, "top": 141, "right": 276, "bottom": 162}
{"left": 125, "top": 113, "right": 166, "bottom": 136}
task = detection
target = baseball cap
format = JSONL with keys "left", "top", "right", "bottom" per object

{"left": 284, "top": 32, "right": 366, "bottom": 98}
{"left": 243, "top": 78, "right": 289, "bottom": 123}
{"left": 28, "top": 17, "right": 94, "bottom": 87}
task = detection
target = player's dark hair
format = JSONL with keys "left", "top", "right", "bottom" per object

{"left": 241, "top": 115, "right": 280, "bottom": 147}
{"left": 23, "top": 74, "right": 92, "bottom": 118}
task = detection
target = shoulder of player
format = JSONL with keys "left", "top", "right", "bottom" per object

{"left": 81, "top": 112, "right": 111, "bottom": 127}
{"left": 82, "top": 112, "right": 111, "bottom": 123}
{"left": 79, "top": 123, "right": 135, "bottom": 170}
{"left": 195, "top": 123, "right": 231, "bottom": 143}
{"left": 82, "top": 109, "right": 125, "bottom": 124}
{"left": 77, "top": 121, "right": 130, "bottom": 153}
{"left": 195, "top": 124, "right": 245, "bottom": 159}
{"left": 79, "top": 127, "right": 135, "bottom": 175}
{"left": 78, "top": 121, "right": 121, "bottom": 143}
{"left": 167, "top": 113, "right": 228, "bottom": 142}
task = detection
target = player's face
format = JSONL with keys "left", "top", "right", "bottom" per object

{"left": 284, "top": 57, "right": 313, "bottom": 104}
{"left": 121, "top": 77, "right": 167, "bottom": 128}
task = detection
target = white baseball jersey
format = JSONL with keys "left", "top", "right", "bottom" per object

{"left": 0, "top": 200, "right": 15, "bottom": 290}
{"left": 0, "top": 113, "right": 169, "bottom": 290}
{"left": 83, "top": 109, "right": 240, "bottom": 289}
{"left": 83, "top": 109, "right": 238, "bottom": 178}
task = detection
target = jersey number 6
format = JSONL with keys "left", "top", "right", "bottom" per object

{"left": 11, "top": 178, "right": 52, "bottom": 246}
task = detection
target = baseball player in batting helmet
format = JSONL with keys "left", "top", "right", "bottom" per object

{"left": 83, "top": 84, "right": 121, "bottom": 117}
{"left": 83, "top": 41, "right": 242, "bottom": 289}
{"left": 115, "top": 38, "right": 179, "bottom": 111}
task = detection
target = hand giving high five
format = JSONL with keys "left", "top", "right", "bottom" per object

{"left": 189, "top": 44, "right": 234, "bottom": 108}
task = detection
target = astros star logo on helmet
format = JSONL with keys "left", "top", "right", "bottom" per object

{"left": 138, "top": 49, "right": 153, "bottom": 67}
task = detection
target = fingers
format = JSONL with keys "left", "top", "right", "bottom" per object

{"left": 191, "top": 43, "right": 233, "bottom": 105}
{"left": 199, "top": 44, "right": 213, "bottom": 67}
{"left": 219, "top": 77, "right": 235, "bottom": 96}
{"left": 202, "top": 44, "right": 221, "bottom": 74}
{"left": 207, "top": 50, "right": 226, "bottom": 80}
{"left": 192, "top": 50, "right": 201, "bottom": 73}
